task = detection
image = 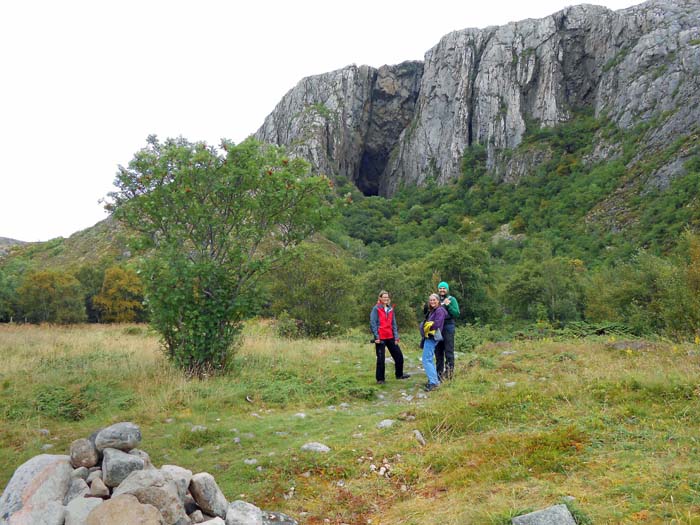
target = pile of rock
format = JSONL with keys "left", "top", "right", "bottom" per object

{"left": 0, "top": 422, "right": 296, "bottom": 525}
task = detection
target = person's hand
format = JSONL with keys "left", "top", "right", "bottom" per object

{"left": 443, "top": 298, "right": 451, "bottom": 305}
{"left": 396, "top": 338, "right": 400, "bottom": 342}
{"left": 375, "top": 339, "right": 381, "bottom": 344}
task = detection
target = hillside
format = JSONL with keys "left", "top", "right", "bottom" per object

{"left": 0, "top": 237, "right": 26, "bottom": 258}
{"left": 0, "top": 216, "right": 132, "bottom": 271}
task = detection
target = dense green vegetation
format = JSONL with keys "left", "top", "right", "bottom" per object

{"left": 2, "top": 113, "right": 700, "bottom": 344}
{"left": 105, "top": 136, "right": 333, "bottom": 373}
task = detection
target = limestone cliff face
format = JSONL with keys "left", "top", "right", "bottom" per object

{"left": 255, "top": 0, "right": 700, "bottom": 195}
{"left": 255, "top": 62, "right": 422, "bottom": 195}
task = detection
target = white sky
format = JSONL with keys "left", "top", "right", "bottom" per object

{"left": 0, "top": 0, "right": 640, "bottom": 242}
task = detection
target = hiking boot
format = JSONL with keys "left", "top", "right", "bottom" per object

{"left": 377, "top": 380, "right": 386, "bottom": 385}
{"left": 398, "top": 374, "right": 411, "bottom": 380}
{"left": 424, "top": 383, "right": 439, "bottom": 392}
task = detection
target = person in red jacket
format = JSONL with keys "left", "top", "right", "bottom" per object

{"left": 370, "top": 290, "right": 410, "bottom": 384}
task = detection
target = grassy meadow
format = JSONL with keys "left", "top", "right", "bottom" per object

{"left": 1, "top": 322, "right": 700, "bottom": 524}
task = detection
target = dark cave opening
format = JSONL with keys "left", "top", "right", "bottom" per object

{"left": 356, "top": 149, "right": 388, "bottom": 197}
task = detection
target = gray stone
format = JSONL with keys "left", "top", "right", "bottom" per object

{"left": 300, "top": 442, "right": 330, "bottom": 453}
{"left": 413, "top": 430, "right": 426, "bottom": 447}
{"left": 72, "top": 467, "right": 89, "bottom": 480}
{"left": 102, "top": 448, "right": 144, "bottom": 488}
{"left": 89, "top": 478, "right": 109, "bottom": 498}
{"left": 511, "top": 504, "right": 577, "bottom": 525}
{"left": 86, "top": 470, "right": 102, "bottom": 485}
{"left": 225, "top": 500, "right": 263, "bottom": 525}
{"left": 113, "top": 469, "right": 188, "bottom": 525}
{"left": 94, "top": 422, "right": 142, "bottom": 452}
{"left": 85, "top": 494, "right": 164, "bottom": 525}
{"left": 189, "top": 473, "right": 228, "bottom": 519}
{"left": 377, "top": 419, "right": 395, "bottom": 429}
{"left": 262, "top": 511, "right": 298, "bottom": 525}
{"left": 161, "top": 465, "right": 193, "bottom": 503}
{"left": 70, "top": 439, "right": 100, "bottom": 469}
{"left": 129, "top": 448, "right": 155, "bottom": 470}
{"left": 189, "top": 510, "right": 204, "bottom": 523}
{"left": 63, "top": 478, "right": 90, "bottom": 505}
{"left": 64, "top": 497, "right": 103, "bottom": 525}
{"left": 0, "top": 454, "right": 72, "bottom": 525}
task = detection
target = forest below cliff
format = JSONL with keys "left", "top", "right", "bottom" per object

{"left": 2, "top": 109, "right": 700, "bottom": 343}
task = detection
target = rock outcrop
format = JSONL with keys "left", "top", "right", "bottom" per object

{"left": 255, "top": 0, "right": 700, "bottom": 196}
{"left": 0, "top": 423, "right": 296, "bottom": 525}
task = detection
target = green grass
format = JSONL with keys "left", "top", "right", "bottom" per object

{"left": 2, "top": 323, "right": 700, "bottom": 523}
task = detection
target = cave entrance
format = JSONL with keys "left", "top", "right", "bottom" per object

{"left": 356, "top": 149, "right": 388, "bottom": 196}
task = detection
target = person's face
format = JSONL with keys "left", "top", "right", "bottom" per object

{"left": 438, "top": 286, "right": 448, "bottom": 297}
{"left": 429, "top": 296, "right": 440, "bottom": 308}
{"left": 380, "top": 294, "right": 390, "bottom": 305}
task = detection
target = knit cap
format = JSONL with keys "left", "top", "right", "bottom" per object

{"left": 438, "top": 281, "right": 449, "bottom": 291}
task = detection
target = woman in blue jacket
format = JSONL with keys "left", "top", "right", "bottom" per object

{"left": 420, "top": 293, "right": 447, "bottom": 391}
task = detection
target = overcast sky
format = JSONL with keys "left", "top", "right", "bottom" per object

{"left": 0, "top": 0, "right": 640, "bottom": 242}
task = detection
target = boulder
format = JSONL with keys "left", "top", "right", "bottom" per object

{"left": 85, "top": 494, "right": 164, "bottom": 525}
{"left": 129, "top": 449, "right": 155, "bottom": 470}
{"left": 89, "top": 478, "right": 109, "bottom": 498}
{"left": 161, "top": 465, "right": 193, "bottom": 503}
{"left": 94, "top": 422, "right": 142, "bottom": 452}
{"left": 225, "top": 500, "right": 263, "bottom": 525}
{"left": 102, "top": 448, "right": 144, "bottom": 488}
{"left": 113, "top": 470, "right": 189, "bottom": 525}
{"left": 300, "top": 442, "right": 330, "bottom": 453}
{"left": 511, "top": 504, "right": 577, "bottom": 525}
{"left": 0, "top": 454, "right": 72, "bottom": 525}
{"left": 189, "top": 473, "right": 227, "bottom": 519}
{"left": 63, "top": 478, "right": 89, "bottom": 505}
{"left": 70, "top": 439, "right": 99, "bottom": 469}
{"left": 64, "top": 497, "right": 103, "bottom": 525}
{"left": 71, "top": 467, "right": 89, "bottom": 480}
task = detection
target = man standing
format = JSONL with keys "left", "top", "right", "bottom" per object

{"left": 436, "top": 281, "right": 460, "bottom": 380}
{"left": 370, "top": 290, "right": 410, "bottom": 384}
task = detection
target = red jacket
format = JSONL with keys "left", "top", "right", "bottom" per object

{"left": 370, "top": 301, "right": 399, "bottom": 340}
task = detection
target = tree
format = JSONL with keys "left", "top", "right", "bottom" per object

{"left": 17, "top": 270, "right": 86, "bottom": 323}
{"left": 270, "top": 241, "right": 356, "bottom": 336}
{"left": 93, "top": 266, "right": 145, "bottom": 323}
{"left": 424, "top": 241, "right": 498, "bottom": 323}
{"left": 0, "top": 268, "right": 15, "bottom": 322}
{"left": 106, "top": 136, "right": 333, "bottom": 373}
{"left": 74, "top": 263, "right": 108, "bottom": 322}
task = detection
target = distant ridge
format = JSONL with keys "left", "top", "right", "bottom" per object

{"left": 0, "top": 237, "right": 27, "bottom": 258}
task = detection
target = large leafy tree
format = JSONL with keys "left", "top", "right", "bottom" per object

{"left": 269, "top": 241, "right": 356, "bottom": 337}
{"left": 106, "top": 136, "right": 333, "bottom": 373}
{"left": 93, "top": 266, "right": 145, "bottom": 323}
{"left": 17, "top": 270, "right": 86, "bottom": 323}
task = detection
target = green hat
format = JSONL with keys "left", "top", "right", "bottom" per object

{"left": 438, "top": 281, "right": 449, "bottom": 291}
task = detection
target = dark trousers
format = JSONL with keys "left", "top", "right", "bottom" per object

{"left": 375, "top": 339, "right": 404, "bottom": 381}
{"left": 435, "top": 324, "right": 455, "bottom": 380}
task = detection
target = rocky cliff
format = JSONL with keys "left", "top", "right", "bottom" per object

{"left": 255, "top": 0, "right": 700, "bottom": 196}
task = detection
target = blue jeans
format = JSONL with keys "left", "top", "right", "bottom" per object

{"left": 422, "top": 338, "right": 440, "bottom": 386}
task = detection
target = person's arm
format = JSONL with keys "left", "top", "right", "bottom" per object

{"left": 446, "top": 295, "right": 460, "bottom": 318}
{"left": 392, "top": 310, "right": 399, "bottom": 341}
{"left": 370, "top": 306, "right": 380, "bottom": 340}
